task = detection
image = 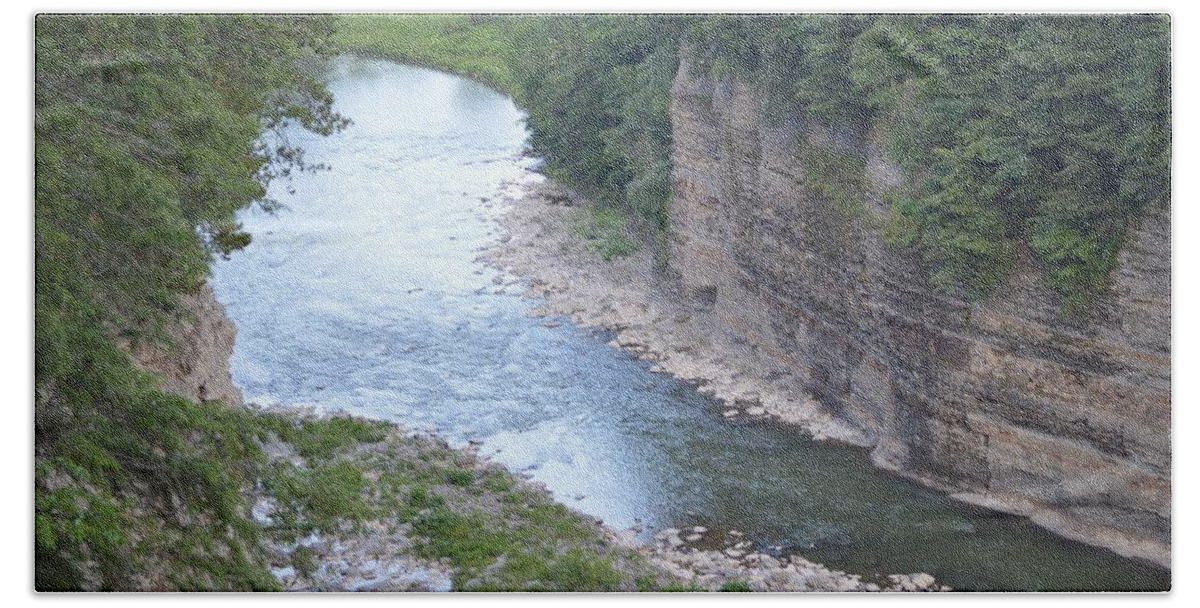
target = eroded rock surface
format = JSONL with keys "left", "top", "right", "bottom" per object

{"left": 483, "top": 52, "right": 1169, "bottom": 568}
{"left": 130, "top": 284, "right": 243, "bottom": 406}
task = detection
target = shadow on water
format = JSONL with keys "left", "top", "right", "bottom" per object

{"left": 210, "top": 56, "right": 1169, "bottom": 592}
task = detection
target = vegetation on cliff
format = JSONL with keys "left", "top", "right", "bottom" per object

{"left": 340, "top": 14, "right": 1170, "bottom": 314}
{"left": 689, "top": 14, "right": 1170, "bottom": 313}
{"left": 34, "top": 15, "right": 347, "bottom": 589}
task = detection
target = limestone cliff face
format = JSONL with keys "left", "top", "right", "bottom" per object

{"left": 131, "top": 284, "right": 243, "bottom": 406}
{"left": 668, "top": 53, "right": 1170, "bottom": 566}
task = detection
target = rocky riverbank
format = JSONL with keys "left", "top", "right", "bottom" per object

{"left": 478, "top": 165, "right": 1171, "bottom": 570}
{"left": 249, "top": 406, "right": 943, "bottom": 592}
{"left": 480, "top": 171, "right": 866, "bottom": 446}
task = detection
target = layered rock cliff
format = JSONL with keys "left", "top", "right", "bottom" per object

{"left": 130, "top": 284, "right": 243, "bottom": 406}
{"left": 667, "top": 53, "right": 1171, "bottom": 566}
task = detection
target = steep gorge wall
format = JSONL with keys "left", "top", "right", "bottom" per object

{"left": 130, "top": 284, "right": 243, "bottom": 406}
{"left": 668, "top": 53, "right": 1171, "bottom": 566}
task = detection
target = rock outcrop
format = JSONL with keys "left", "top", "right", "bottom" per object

{"left": 130, "top": 284, "right": 243, "bottom": 406}
{"left": 667, "top": 52, "right": 1170, "bottom": 566}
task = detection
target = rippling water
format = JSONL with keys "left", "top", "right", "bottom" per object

{"left": 209, "top": 56, "right": 1169, "bottom": 591}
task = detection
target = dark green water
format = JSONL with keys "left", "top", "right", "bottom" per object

{"left": 209, "top": 56, "right": 1169, "bottom": 592}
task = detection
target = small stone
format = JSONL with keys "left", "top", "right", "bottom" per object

{"left": 685, "top": 534, "right": 702, "bottom": 542}
{"left": 911, "top": 573, "right": 936, "bottom": 589}
{"left": 541, "top": 321, "right": 562, "bottom": 328}
{"left": 745, "top": 406, "right": 766, "bottom": 416}
{"left": 722, "top": 409, "right": 739, "bottom": 418}
{"left": 692, "top": 526, "right": 708, "bottom": 534}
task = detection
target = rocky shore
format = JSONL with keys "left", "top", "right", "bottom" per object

{"left": 632, "top": 527, "right": 946, "bottom": 592}
{"left": 480, "top": 171, "right": 867, "bottom": 446}
{"left": 463, "top": 171, "right": 951, "bottom": 591}
{"left": 250, "top": 406, "right": 944, "bottom": 592}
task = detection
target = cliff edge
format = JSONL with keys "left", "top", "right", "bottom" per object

{"left": 667, "top": 53, "right": 1170, "bottom": 567}
{"left": 130, "top": 284, "right": 243, "bottom": 407}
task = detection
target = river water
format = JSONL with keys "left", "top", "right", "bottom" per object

{"left": 209, "top": 56, "right": 1169, "bottom": 592}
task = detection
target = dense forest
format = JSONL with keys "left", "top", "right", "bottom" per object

{"left": 34, "top": 15, "right": 347, "bottom": 589}
{"left": 341, "top": 14, "right": 1170, "bottom": 313}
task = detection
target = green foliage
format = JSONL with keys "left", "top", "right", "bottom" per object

{"left": 720, "top": 580, "right": 753, "bottom": 592}
{"left": 410, "top": 500, "right": 624, "bottom": 591}
{"left": 291, "top": 546, "right": 319, "bottom": 579}
{"left": 798, "top": 141, "right": 869, "bottom": 219}
{"left": 264, "top": 460, "right": 370, "bottom": 539}
{"left": 443, "top": 468, "right": 476, "bottom": 487}
{"left": 395, "top": 470, "right": 627, "bottom": 590}
{"left": 35, "top": 14, "right": 344, "bottom": 590}
{"left": 334, "top": 14, "right": 522, "bottom": 94}
{"left": 689, "top": 14, "right": 1169, "bottom": 312}
{"left": 574, "top": 207, "right": 642, "bottom": 261}
{"left": 288, "top": 416, "right": 391, "bottom": 461}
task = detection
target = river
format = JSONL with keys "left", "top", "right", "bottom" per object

{"left": 209, "top": 55, "right": 1169, "bottom": 592}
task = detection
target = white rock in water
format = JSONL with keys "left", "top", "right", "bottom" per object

{"left": 692, "top": 526, "right": 708, "bottom": 534}
{"left": 746, "top": 406, "right": 766, "bottom": 416}
{"left": 685, "top": 534, "right": 702, "bottom": 542}
{"left": 722, "top": 409, "right": 739, "bottom": 418}
{"left": 911, "top": 573, "right": 936, "bottom": 589}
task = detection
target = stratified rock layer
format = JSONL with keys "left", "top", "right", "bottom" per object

{"left": 667, "top": 53, "right": 1170, "bottom": 566}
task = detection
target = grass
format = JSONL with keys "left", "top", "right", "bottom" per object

{"left": 797, "top": 139, "right": 869, "bottom": 221}
{"left": 253, "top": 411, "right": 673, "bottom": 591}
{"left": 334, "top": 14, "right": 523, "bottom": 97}
{"left": 574, "top": 207, "right": 642, "bottom": 261}
{"left": 290, "top": 416, "right": 391, "bottom": 461}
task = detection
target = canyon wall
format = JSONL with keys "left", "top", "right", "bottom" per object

{"left": 131, "top": 284, "right": 243, "bottom": 406}
{"left": 667, "top": 53, "right": 1171, "bottom": 566}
